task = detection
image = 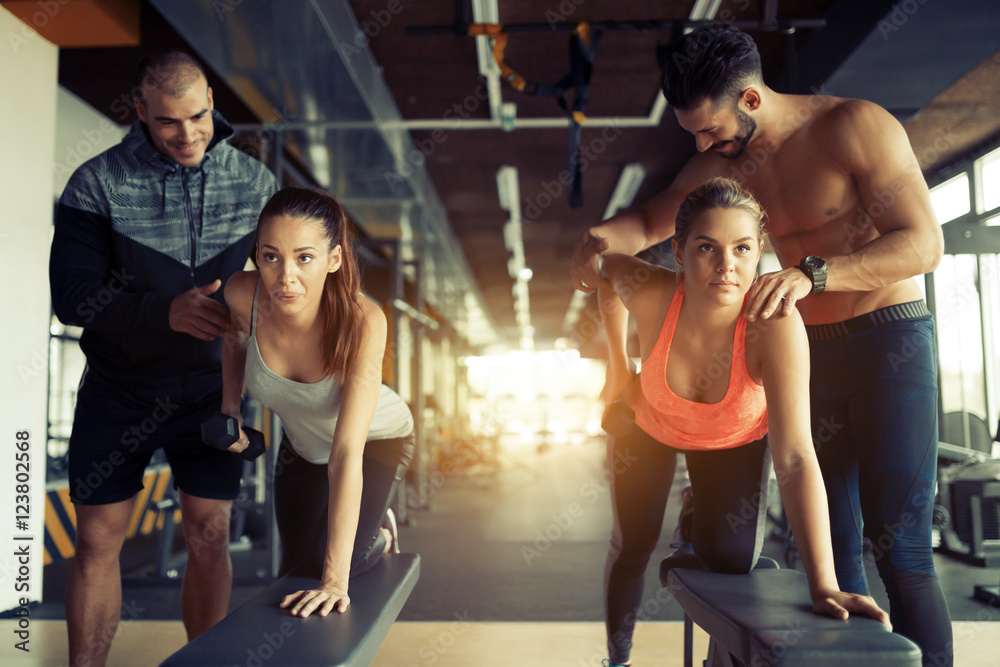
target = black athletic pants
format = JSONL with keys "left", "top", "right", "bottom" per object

{"left": 273, "top": 433, "right": 414, "bottom": 579}
{"left": 604, "top": 427, "right": 770, "bottom": 664}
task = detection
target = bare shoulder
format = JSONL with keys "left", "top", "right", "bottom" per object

{"left": 224, "top": 270, "right": 259, "bottom": 328}
{"left": 675, "top": 149, "right": 731, "bottom": 190}
{"left": 359, "top": 295, "right": 388, "bottom": 341}
{"left": 628, "top": 264, "right": 676, "bottom": 310}
{"left": 816, "top": 98, "right": 906, "bottom": 165}
{"left": 747, "top": 307, "right": 808, "bottom": 368}
{"left": 629, "top": 266, "right": 679, "bottom": 353}
{"left": 753, "top": 306, "right": 805, "bottom": 341}
{"left": 822, "top": 97, "right": 896, "bottom": 128}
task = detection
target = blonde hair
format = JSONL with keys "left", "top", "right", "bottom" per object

{"left": 675, "top": 177, "right": 766, "bottom": 249}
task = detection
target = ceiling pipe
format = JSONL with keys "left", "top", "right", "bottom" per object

{"left": 234, "top": 4, "right": 691, "bottom": 135}
{"left": 470, "top": 0, "right": 502, "bottom": 122}
{"left": 407, "top": 17, "right": 826, "bottom": 36}
{"left": 232, "top": 109, "right": 665, "bottom": 132}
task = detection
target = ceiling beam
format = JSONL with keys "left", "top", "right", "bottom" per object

{"left": 779, "top": 0, "right": 898, "bottom": 95}
{"left": 1, "top": 0, "right": 139, "bottom": 47}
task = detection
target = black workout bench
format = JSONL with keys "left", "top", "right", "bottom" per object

{"left": 160, "top": 552, "right": 420, "bottom": 666}
{"left": 660, "top": 553, "right": 922, "bottom": 667}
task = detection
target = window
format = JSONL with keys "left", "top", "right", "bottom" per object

{"left": 976, "top": 145, "right": 1000, "bottom": 213}
{"left": 935, "top": 256, "right": 988, "bottom": 428}
{"left": 929, "top": 172, "right": 971, "bottom": 224}
{"left": 931, "top": 144, "right": 1000, "bottom": 454}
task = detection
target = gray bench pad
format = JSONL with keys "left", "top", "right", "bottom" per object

{"left": 665, "top": 568, "right": 921, "bottom": 666}
{"left": 160, "top": 552, "right": 420, "bottom": 667}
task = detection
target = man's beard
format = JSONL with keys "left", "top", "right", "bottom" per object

{"left": 720, "top": 107, "right": 757, "bottom": 159}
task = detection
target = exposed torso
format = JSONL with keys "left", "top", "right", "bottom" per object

{"left": 712, "top": 96, "right": 925, "bottom": 324}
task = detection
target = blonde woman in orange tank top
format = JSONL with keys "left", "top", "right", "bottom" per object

{"left": 596, "top": 178, "right": 887, "bottom": 667}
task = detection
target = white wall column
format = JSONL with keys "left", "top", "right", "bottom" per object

{"left": 0, "top": 5, "right": 58, "bottom": 614}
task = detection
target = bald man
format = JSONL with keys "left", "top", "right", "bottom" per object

{"left": 574, "top": 25, "right": 952, "bottom": 667}
{"left": 50, "top": 49, "right": 277, "bottom": 666}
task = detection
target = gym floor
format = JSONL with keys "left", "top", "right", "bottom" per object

{"left": 13, "top": 437, "right": 1000, "bottom": 666}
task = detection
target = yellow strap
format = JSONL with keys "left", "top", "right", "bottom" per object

{"left": 572, "top": 110, "right": 587, "bottom": 124}
{"left": 468, "top": 22, "right": 504, "bottom": 37}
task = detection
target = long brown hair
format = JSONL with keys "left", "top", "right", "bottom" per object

{"left": 258, "top": 187, "right": 364, "bottom": 381}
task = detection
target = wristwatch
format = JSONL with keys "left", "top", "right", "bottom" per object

{"left": 798, "top": 256, "right": 828, "bottom": 293}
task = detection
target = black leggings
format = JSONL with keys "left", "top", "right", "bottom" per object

{"left": 604, "top": 427, "right": 770, "bottom": 664}
{"left": 272, "top": 433, "right": 414, "bottom": 579}
{"left": 809, "top": 316, "right": 952, "bottom": 666}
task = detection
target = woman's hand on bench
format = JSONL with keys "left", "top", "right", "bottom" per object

{"left": 812, "top": 588, "right": 891, "bottom": 629}
{"left": 280, "top": 583, "right": 351, "bottom": 618}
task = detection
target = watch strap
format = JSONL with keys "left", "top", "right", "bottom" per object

{"left": 798, "top": 256, "right": 827, "bottom": 293}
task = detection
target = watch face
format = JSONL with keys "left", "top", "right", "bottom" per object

{"left": 801, "top": 256, "right": 828, "bottom": 292}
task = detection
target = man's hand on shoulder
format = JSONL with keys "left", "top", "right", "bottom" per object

{"left": 745, "top": 267, "right": 812, "bottom": 322}
{"left": 571, "top": 229, "right": 611, "bottom": 292}
{"left": 169, "top": 279, "right": 230, "bottom": 341}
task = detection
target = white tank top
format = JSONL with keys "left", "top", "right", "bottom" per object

{"left": 244, "top": 278, "right": 413, "bottom": 464}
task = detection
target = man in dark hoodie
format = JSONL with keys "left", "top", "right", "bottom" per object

{"left": 50, "top": 49, "right": 278, "bottom": 667}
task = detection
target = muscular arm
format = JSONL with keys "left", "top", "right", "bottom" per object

{"left": 827, "top": 100, "right": 944, "bottom": 291}
{"left": 826, "top": 100, "right": 943, "bottom": 290}
{"left": 747, "top": 101, "right": 944, "bottom": 320}
{"left": 51, "top": 168, "right": 232, "bottom": 337}
{"left": 50, "top": 182, "right": 173, "bottom": 331}
{"left": 757, "top": 311, "right": 889, "bottom": 625}
{"left": 571, "top": 155, "right": 718, "bottom": 291}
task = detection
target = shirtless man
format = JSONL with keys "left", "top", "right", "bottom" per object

{"left": 572, "top": 25, "right": 951, "bottom": 667}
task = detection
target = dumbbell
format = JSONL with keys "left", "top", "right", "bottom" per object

{"left": 201, "top": 412, "right": 266, "bottom": 461}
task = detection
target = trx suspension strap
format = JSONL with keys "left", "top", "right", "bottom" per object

{"left": 468, "top": 23, "right": 527, "bottom": 91}
{"left": 472, "top": 22, "right": 602, "bottom": 208}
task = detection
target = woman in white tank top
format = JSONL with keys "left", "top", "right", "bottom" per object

{"left": 220, "top": 187, "right": 414, "bottom": 618}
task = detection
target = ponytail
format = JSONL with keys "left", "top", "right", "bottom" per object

{"left": 258, "top": 187, "right": 365, "bottom": 381}
{"left": 320, "top": 217, "right": 363, "bottom": 381}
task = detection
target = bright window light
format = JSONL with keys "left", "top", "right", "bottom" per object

{"left": 465, "top": 349, "right": 607, "bottom": 451}
{"left": 977, "top": 145, "right": 1000, "bottom": 213}
{"left": 929, "top": 173, "right": 970, "bottom": 224}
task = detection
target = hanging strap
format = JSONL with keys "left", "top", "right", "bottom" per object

{"left": 563, "top": 23, "right": 601, "bottom": 207}
{"left": 469, "top": 23, "right": 527, "bottom": 91}
{"left": 471, "top": 21, "right": 602, "bottom": 208}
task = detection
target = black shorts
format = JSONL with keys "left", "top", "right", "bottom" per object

{"left": 67, "top": 373, "right": 243, "bottom": 505}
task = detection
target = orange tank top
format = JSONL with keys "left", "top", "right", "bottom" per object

{"left": 633, "top": 283, "right": 768, "bottom": 450}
